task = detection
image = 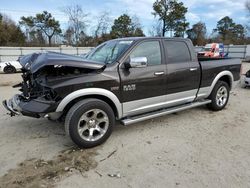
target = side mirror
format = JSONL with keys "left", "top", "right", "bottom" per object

{"left": 125, "top": 57, "right": 148, "bottom": 69}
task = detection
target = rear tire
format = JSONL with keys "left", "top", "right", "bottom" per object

{"left": 4, "top": 65, "right": 16, "bottom": 74}
{"left": 65, "top": 99, "right": 115, "bottom": 148}
{"left": 207, "top": 81, "right": 230, "bottom": 111}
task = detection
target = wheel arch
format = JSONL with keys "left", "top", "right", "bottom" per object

{"left": 56, "top": 88, "right": 123, "bottom": 119}
{"left": 218, "top": 75, "right": 232, "bottom": 89}
{"left": 207, "top": 71, "right": 233, "bottom": 97}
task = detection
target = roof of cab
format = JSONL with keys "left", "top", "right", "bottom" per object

{"left": 111, "top": 37, "right": 191, "bottom": 42}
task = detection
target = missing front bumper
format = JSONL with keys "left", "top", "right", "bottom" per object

{"left": 2, "top": 94, "right": 58, "bottom": 118}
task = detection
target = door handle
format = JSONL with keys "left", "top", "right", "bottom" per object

{"left": 154, "top": 71, "right": 165, "bottom": 76}
{"left": 190, "top": 68, "right": 198, "bottom": 71}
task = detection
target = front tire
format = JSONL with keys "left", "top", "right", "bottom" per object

{"left": 207, "top": 81, "right": 230, "bottom": 111}
{"left": 65, "top": 99, "right": 115, "bottom": 148}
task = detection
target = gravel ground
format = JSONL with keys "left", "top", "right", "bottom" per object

{"left": 0, "top": 63, "right": 249, "bottom": 188}
{"left": 0, "top": 73, "right": 22, "bottom": 86}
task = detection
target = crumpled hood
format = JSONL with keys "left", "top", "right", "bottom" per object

{"left": 20, "top": 51, "right": 105, "bottom": 73}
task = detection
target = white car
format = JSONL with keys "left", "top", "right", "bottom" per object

{"left": 0, "top": 60, "right": 22, "bottom": 73}
{"left": 243, "top": 70, "right": 250, "bottom": 87}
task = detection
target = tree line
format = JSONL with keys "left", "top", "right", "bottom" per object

{"left": 0, "top": 0, "right": 250, "bottom": 47}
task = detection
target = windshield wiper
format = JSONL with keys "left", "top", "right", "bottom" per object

{"left": 104, "top": 44, "right": 118, "bottom": 64}
{"left": 104, "top": 56, "right": 109, "bottom": 64}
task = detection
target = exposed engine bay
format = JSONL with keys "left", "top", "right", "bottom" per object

{"left": 17, "top": 65, "right": 97, "bottom": 101}
{"left": 2, "top": 51, "right": 105, "bottom": 118}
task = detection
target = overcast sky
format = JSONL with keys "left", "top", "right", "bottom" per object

{"left": 0, "top": 0, "right": 248, "bottom": 36}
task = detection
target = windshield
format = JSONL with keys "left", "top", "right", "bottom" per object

{"left": 85, "top": 40, "right": 133, "bottom": 64}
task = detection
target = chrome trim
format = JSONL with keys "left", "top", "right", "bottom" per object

{"left": 209, "top": 71, "right": 233, "bottom": 94}
{"left": 129, "top": 57, "right": 148, "bottom": 68}
{"left": 190, "top": 68, "right": 198, "bottom": 71}
{"left": 56, "top": 88, "right": 123, "bottom": 119}
{"left": 154, "top": 71, "right": 165, "bottom": 76}
{"left": 197, "top": 87, "right": 210, "bottom": 99}
{"left": 215, "top": 86, "right": 228, "bottom": 107}
{"left": 46, "top": 112, "right": 63, "bottom": 120}
{"left": 198, "top": 71, "right": 234, "bottom": 98}
{"left": 121, "top": 100, "right": 212, "bottom": 125}
{"left": 56, "top": 71, "right": 235, "bottom": 120}
{"left": 123, "top": 90, "right": 197, "bottom": 117}
{"left": 77, "top": 109, "right": 109, "bottom": 142}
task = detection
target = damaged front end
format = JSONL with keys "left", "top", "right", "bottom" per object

{"left": 2, "top": 51, "right": 105, "bottom": 119}
{"left": 2, "top": 68, "right": 60, "bottom": 118}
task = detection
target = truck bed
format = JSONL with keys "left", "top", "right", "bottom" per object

{"left": 199, "top": 58, "right": 241, "bottom": 88}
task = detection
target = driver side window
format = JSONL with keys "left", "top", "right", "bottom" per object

{"left": 130, "top": 41, "right": 162, "bottom": 66}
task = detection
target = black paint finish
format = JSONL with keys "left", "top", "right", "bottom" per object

{"left": 3, "top": 37, "right": 241, "bottom": 118}
{"left": 19, "top": 51, "right": 105, "bottom": 73}
{"left": 118, "top": 38, "right": 167, "bottom": 102}
{"left": 199, "top": 58, "right": 241, "bottom": 87}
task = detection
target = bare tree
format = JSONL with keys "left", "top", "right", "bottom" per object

{"left": 131, "top": 15, "right": 145, "bottom": 37}
{"left": 148, "top": 21, "right": 162, "bottom": 37}
{"left": 64, "top": 26, "right": 74, "bottom": 45}
{"left": 246, "top": 1, "right": 250, "bottom": 31}
{"left": 246, "top": 1, "right": 250, "bottom": 13}
{"left": 62, "top": 4, "right": 89, "bottom": 46}
{"left": 94, "top": 11, "right": 111, "bottom": 38}
{"left": 131, "top": 15, "right": 142, "bottom": 30}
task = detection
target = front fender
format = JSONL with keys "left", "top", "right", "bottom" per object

{"left": 56, "top": 88, "right": 123, "bottom": 119}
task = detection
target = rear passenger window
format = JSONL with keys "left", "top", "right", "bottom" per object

{"left": 130, "top": 41, "right": 161, "bottom": 66}
{"left": 164, "top": 41, "right": 191, "bottom": 63}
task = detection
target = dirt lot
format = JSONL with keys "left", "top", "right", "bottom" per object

{"left": 0, "top": 63, "right": 250, "bottom": 188}
{"left": 0, "top": 73, "right": 22, "bottom": 86}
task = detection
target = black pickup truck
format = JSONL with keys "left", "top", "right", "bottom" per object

{"left": 3, "top": 37, "right": 241, "bottom": 148}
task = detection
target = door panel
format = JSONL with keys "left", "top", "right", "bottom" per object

{"left": 163, "top": 40, "right": 201, "bottom": 106}
{"left": 120, "top": 65, "right": 167, "bottom": 102}
{"left": 119, "top": 40, "right": 167, "bottom": 116}
{"left": 166, "top": 61, "right": 200, "bottom": 94}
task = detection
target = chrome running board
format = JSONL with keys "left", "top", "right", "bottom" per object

{"left": 121, "top": 100, "right": 211, "bottom": 126}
